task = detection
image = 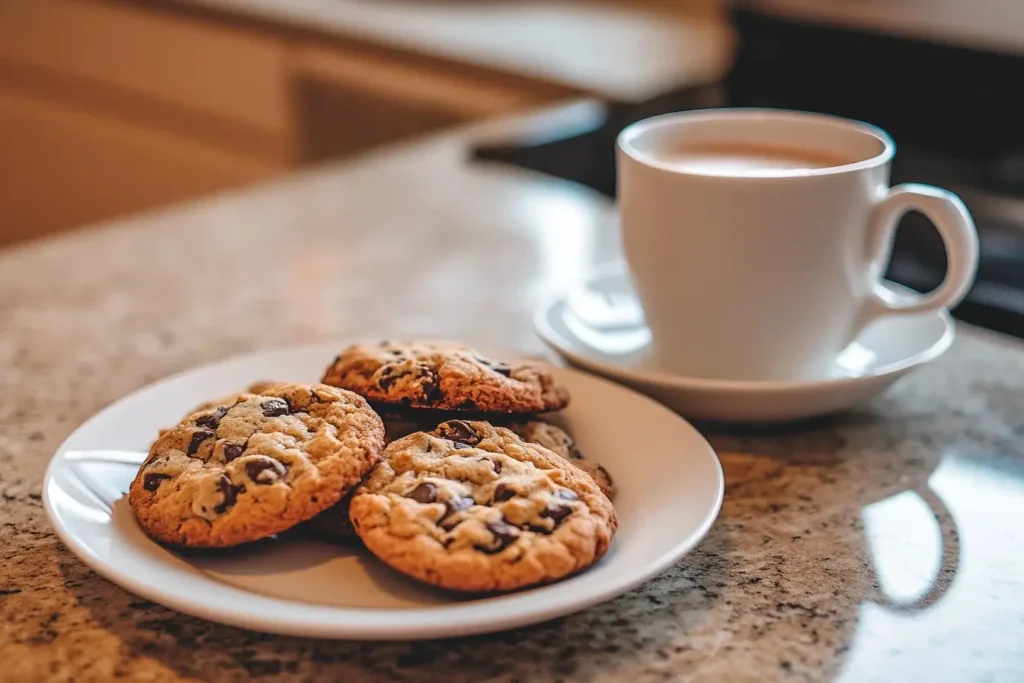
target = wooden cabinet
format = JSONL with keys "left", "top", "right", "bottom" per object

{"left": 292, "top": 45, "right": 545, "bottom": 161}
{"left": 0, "top": 88, "right": 278, "bottom": 245}
{"left": 0, "top": 0, "right": 293, "bottom": 137}
{"left": 0, "top": 0, "right": 562, "bottom": 245}
{"left": 0, "top": 0, "right": 296, "bottom": 244}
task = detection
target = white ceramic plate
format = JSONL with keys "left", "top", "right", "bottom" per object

{"left": 43, "top": 343, "right": 723, "bottom": 640}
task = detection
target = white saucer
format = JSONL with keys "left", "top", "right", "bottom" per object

{"left": 43, "top": 342, "right": 723, "bottom": 640}
{"left": 534, "top": 265, "right": 955, "bottom": 423}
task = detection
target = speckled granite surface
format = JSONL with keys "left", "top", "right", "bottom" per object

{"left": 2, "top": 125, "right": 1024, "bottom": 682}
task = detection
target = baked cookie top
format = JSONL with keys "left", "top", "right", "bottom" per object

{"left": 188, "top": 380, "right": 285, "bottom": 415}
{"left": 370, "top": 412, "right": 615, "bottom": 499}
{"left": 129, "top": 383, "right": 384, "bottom": 547}
{"left": 504, "top": 420, "right": 615, "bottom": 500}
{"left": 348, "top": 420, "right": 617, "bottom": 593}
{"left": 320, "top": 341, "right": 569, "bottom": 413}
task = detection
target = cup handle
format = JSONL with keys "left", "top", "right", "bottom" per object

{"left": 855, "top": 183, "right": 979, "bottom": 333}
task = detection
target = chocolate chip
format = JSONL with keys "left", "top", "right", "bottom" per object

{"left": 477, "top": 520, "right": 520, "bottom": 553}
{"left": 377, "top": 365, "right": 399, "bottom": 390}
{"left": 541, "top": 504, "right": 574, "bottom": 526}
{"left": 439, "top": 496, "right": 473, "bottom": 530}
{"left": 555, "top": 489, "right": 578, "bottom": 502}
{"left": 406, "top": 482, "right": 437, "bottom": 504}
{"left": 143, "top": 473, "right": 171, "bottom": 491}
{"left": 569, "top": 445, "right": 585, "bottom": 460}
{"left": 214, "top": 475, "right": 238, "bottom": 513}
{"left": 493, "top": 483, "right": 516, "bottom": 502}
{"left": 223, "top": 443, "right": 245, "bottom": 461}
{"left": 421, "top": 369, "right": 443, "bottom": 403}
{"left": 438, "top": 420, "right": 480, "bottom": 447}
{"left": 457, "top": 400, "right": 478, "bottom": 410}
{"left": 261, "top": 398, "right": 290, "bottom": 417}
{"left": 195, "top": 406, "right": 228, "bottom": 429}
{"left": 473, "top": 354, "right": 513, "bottom": 377}
{"left": 479, "top": 457, "right": 502, "bottom": 474}
{"left": 245, "top": 456, "right": 287, "bottom": 484}
{"left": 187, "top": 430, "right": 215, "bottom": 456}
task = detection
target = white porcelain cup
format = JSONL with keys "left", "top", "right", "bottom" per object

{"left": 616, "top": 109, "right": 979, "bottom": 382}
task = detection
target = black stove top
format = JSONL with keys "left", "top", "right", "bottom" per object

{"left": 472, "top": 8, "right": 1024, "bottom": 339}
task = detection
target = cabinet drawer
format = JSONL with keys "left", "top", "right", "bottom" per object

{"left": 0, "top": 88, "right": 279, "bottom": 244}
{"left": 0, "top": 0, "right": 291, "bottom": 136}
{"left": 292, "top": 44, "right": 547, "bottom": 160}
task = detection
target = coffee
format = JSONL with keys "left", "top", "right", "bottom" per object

{"left": 658, "top": 142, "right": 849, "bottom": 176}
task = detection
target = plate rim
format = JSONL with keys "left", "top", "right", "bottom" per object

{"left": 534, "top": 264, "right": 955, "bottom": 396}
{"left": 43, "top": 341, "right": 725, "bottom": 640}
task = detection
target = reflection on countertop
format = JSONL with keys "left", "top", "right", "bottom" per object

{"left": 842, "top": 453, "right": 1024, "bottom": 681}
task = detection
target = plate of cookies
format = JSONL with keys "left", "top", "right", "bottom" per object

{"left": 43, "top": 341, "right": 723, "bottom": 640}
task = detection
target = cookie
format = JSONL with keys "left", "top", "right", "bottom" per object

{"left": 129, "top": 383, "right": 385, "bottom": 547}
{"left": 348, "top": 420, "right": 617, "bottom": 593}
{"left": 373, "top": 411, "right": 613, "bottom": 499}
{"left": 321, "top": 341, "right": 569, "bottom": 413}
{"left": 293, "top": 409, "right": 435, "bottom": 543}
{"left": 371, "top": 407, "right": 435, "bottom": 444}
{"left": 503, "top": 420, "right": 615, "bottom": 500}
{"left": 295, "top": 408, "right": 444, "bottom": 543}
{"left": 189, "top": 380, "right": 285, "bottom": 414}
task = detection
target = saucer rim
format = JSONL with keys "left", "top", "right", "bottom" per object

{"left": 534, "top": 264, "right": 955, "bottom": 394}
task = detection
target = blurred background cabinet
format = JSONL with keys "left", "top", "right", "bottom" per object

{"left": 0, "top": 0, "right": 565, "bottom": 245}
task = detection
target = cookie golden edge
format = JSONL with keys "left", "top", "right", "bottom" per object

{"left": 320, "top": 341, "right": 570, "bottom": 413}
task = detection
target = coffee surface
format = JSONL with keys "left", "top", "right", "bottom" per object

{"left": 656, "top": 142, "right": 849, "bottom": 176}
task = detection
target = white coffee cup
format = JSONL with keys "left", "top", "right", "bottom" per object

{"left": 616, "top": 108, "right": 979, "bottom": 382}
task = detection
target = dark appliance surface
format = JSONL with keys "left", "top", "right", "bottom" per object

{"left": 472, "top": 8, "right": 1024, "bottom": 339}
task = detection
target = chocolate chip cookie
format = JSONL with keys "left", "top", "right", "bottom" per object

{"left": 293, "top": 409, "right": 439, "bottom": 543}
{"left": 189, "top": 380, "right": 285, "bottom": 414}
{"left": 363, "top": 409, "right": 614, "bottom": 498}
{"left": 294, "top": 408, "right": 446, "bottom": 543}
{"left": 130, "top": 383, "right": 385, "bottom": 547}
{"left": 321, "top": 341, "right": 569, "bottom": 413}
{"left": 348, "top": 420, "right": 617, "bottom": 593}
{"left": 504, "top": 420, "right": 615, "bottom": 500}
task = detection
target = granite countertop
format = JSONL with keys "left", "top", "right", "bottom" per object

{"left": 163, "top": 0, "right": 734, "bottom": 101}
{"left": 2, "top": 110, "right": 1024, "bottom": 682}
